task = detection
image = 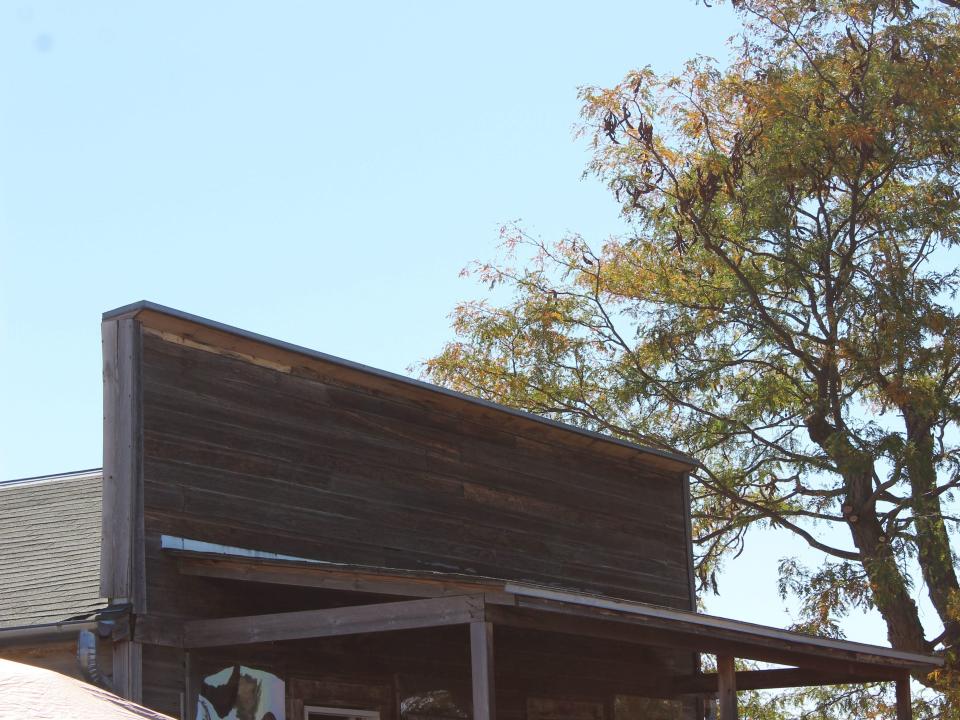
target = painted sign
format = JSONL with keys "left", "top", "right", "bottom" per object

{"left": 196, "top": 665, "right": 285, "bottom": 720}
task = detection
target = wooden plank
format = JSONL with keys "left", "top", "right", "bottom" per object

{"left": 145, "top": 476, "right": 688, "bottom": 604}
{"left": 471, "top": 621, "right": 496, "bottom": 720}
{"left": 138, "top": 349, "right": 687, "bottom": 528}
{"left": 896, "top": 673, "right": 912, "bottom": 720}
{"left": 717, "top": 655, "right": 736, "bottom": 720}
{"left": 100, "top": 317, "right": 145, "bottom": 608}
{"left": 100, "top": 318, "right": 125, "bottom": 600}
{"left": 137, "top": 331, "right": 694, "bottom": 609}
{"left": 134, "top": 615, "right": 184, "bottom": 647}
{"left": 141, "top": 644, "right": 184, "bottom": 716}
{"left": 131, "top": 309, "right": 695, "bottom": 474}
{"left": 175, "top": 556, "right": 517, "bottom": 605}
{"left": 142, "top": 460, "right": 687, "bottom": 583}
{"left": 140, "top": 438, "right": 686, "bottom": 563}
{"left": 113, "top": 640, "right": 143, "bottom": 702}
{"left": 183, "top": 595, "right": 486, "bottom": 648}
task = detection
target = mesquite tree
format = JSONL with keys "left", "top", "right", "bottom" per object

{"left": 426, "top": 0, "right": 960, "bottom": 711}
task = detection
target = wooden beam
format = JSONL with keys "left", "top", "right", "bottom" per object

{"left": 100, "top": 317, "right": 145, "bottom": 610}
{"left": 668, "top": 667, "right": 901, "bottom": 694}
{"left": 183, "top": 595, "right": 486, "bottom": 648}
{"left": 896, "top": 673, "right": 912, "bottom": 720}
{"left": 717, "top": 655, "right": 736, "bottom": 720}
{"left": 184, "top": 651, "right": 195, "bottom": 720}
{"left": 133, "top": 614, "right": 184, "bottom": 647}
{"left": 471, "top": 621, "right": 496, "bottom": 720}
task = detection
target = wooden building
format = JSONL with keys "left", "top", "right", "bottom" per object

{"left": 0, "top": 302, "right": 943, "bottom": 719}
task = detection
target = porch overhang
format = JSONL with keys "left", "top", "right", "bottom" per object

{"left": 153, "top": 538, "right": 943, "bottom": 719}
{"left": 157, "top": 538, "right": 941, "bottom": 675}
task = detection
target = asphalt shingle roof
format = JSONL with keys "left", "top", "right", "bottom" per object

{"left": 0, "top": 471, "right": 107, "bottom": 629}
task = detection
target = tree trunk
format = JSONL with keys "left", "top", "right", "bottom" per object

{"left": 903, "top": 413, "right": 960, "bottom": 652}
{"left": 842, "top": 467, "right": 929, "bottom": 654}
{"left": 805, "top": 412, "right": 929, "bottom": 654}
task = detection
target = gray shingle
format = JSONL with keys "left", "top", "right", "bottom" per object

{"left": 0, "top": 471, "right": 107, "bottom": 629}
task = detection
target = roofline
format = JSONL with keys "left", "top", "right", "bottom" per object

{"left": 0, "top": 468, "right": 102, "bottom": 488}
{"left": 0, "top": 602, "right": 129, "bottom": 647}
{"left": 104, "top": 300, "right": 700, "bottom": 470}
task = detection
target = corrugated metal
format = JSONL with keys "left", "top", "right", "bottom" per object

{"left": 0, "top": 471, "right": 107, "bottom": 628}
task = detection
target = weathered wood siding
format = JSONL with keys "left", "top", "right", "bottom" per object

{"left": 139, "top": 331, "right": 692, "bottom": 609}
{"left": 0, "top": 639, "right": 112, "bottom": 681}
{"left": 125, "top": 317, "right": 695, "bottom": 717}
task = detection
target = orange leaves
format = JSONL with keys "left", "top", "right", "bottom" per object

{"left": 846, "top": 124, "right": 878, "bottom": 153}
{"left": 681, "top": 108, "right": 706, "bottom": 137}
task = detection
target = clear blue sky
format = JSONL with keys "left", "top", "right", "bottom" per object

{"left": 1, "top": 0, "right": 924, "bottom": 645}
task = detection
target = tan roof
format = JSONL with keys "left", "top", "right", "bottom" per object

{"left": 0, "top": 659, "right": 174, "bottom": 719}
{"left": 0, "top": 471, "right": 107, "bottom": 629}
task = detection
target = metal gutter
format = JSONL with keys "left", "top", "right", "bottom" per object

{"left": 0, "top": 620, "right": 99, "bottom": 647}
{"left": 103, "top": 300, "right": 700, "bottom": 470}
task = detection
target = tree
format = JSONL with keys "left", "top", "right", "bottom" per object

{"left": 426, "top": 0, "right": 960, "bottom": 712}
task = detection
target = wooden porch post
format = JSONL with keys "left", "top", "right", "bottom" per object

{"left": 112, "top": 640, "right": 142, "bottom": 703}
{"left": 896, "top": 673, "right": 912, "bottom": 720}
{"left": 717, "top": 655, "right": 737, "bottom": 720}
{"left": 471, "top": 621, "right": 496, "bottom": 720}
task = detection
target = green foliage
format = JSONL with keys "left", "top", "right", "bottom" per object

{"left": 427, "top": 0, "right": 960, "bottom": 713}
{"left": 778, "top": 557, "right": 878, "bottom": 637}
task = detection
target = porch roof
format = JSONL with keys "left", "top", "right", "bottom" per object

{"left": 161, "top": 536, "right": 942, "bottom": 686}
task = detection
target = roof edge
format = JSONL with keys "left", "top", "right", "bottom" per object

{"left": 103, "top": 300, "right": 700, "bottom": 470}
{"left": 506, "top": 584, "right": 943, "bottom": 669}
{"left": 0, "top": 468, "right": 103, "bottom": 488}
